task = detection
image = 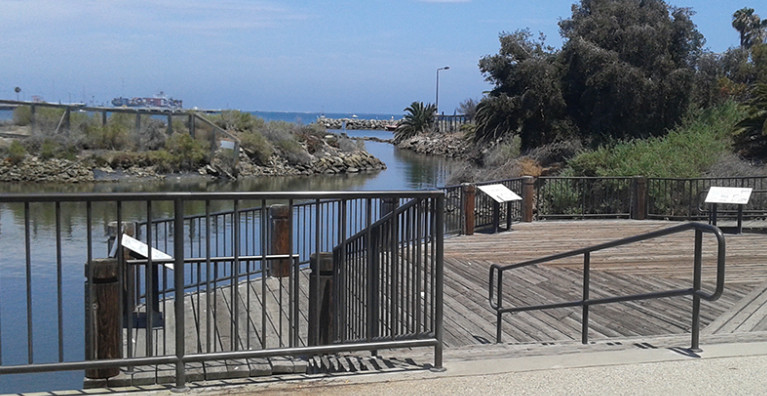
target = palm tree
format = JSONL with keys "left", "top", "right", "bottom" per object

{"left": 732, "top": 8, "right": 767, "bottom": 49}
{"left": 733, "top": 83, "right": 767, "bottom": 157}
{"left": 394, "top": 101, "right": 436, "bottom": 143}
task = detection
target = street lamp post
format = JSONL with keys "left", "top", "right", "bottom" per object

{"left": 436, "top": 66, "right": 449, "bottom": 115}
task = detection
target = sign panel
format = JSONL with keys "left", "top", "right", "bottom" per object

{"left": 705, "top": 186, "right": 753, "bottom": 205}
{"left": 121, "top": 234, "right": 175, "bottom": 270}
{"left": 478, "top": 184, "right": 522, "bottom": 203}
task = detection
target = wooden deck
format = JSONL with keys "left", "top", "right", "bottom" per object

{"left": 95, "top": 220, "right": 767, "bottom": 387}
{"left": 441, "top": 220, "right": 767, "bottom": 347}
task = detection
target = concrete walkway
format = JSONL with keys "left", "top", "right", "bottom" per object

{"left": 101, "top": 340, "right": 767, "bottom": 395}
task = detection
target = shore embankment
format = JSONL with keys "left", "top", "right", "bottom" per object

{"left": 316, "top": 117, "right": 398, "bottom": 130}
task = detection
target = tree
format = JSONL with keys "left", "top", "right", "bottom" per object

{"left": 558, "top": 0, "right": 704, "bottom": 143}
{"left": 394, "top": 101, "right": 436, "bottom": 143}
{"left": 733, "top": 82, "right": 767, "bottom": 157}
{"left": 476, "top": 30, "right": 570, "bottom": 149}
{"left": 732, "top": 8, "right": 767, "bottom": 49}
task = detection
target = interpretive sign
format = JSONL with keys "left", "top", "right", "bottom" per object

{"left": 705, "top": 187, "right": 753, "bottom": 205}
{"left": 478, "top": 184, "right": 522, "bottom": 203}
{"left": 119, "top": 234, "right": 174, "bottom": 270}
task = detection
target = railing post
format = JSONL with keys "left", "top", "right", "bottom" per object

{"left": 462, "top": 183, "right": 476, "bottom": 235}
{"left": 522, "top": 176, "right": 535, "bottom": 222}
{"left": 582, "top": 252, "right": 590, "bottom": 344}
{"left": 308, "top": 252, "right": 335, "bottom": 346}
{"left": 173, "top": 198, "right": 187, "bottom": 391}
{"left": 84, "top": 258, "right": 121, "bottom": 379}
{"left": 632, "top": 176, "right": 648, "bottom": 220}
{"left": 269, "top": 204, "right": 292, "bottom": 277}
{"left": 691, "top": 229, "right": 703, "bottom": 352}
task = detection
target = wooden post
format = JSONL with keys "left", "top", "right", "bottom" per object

{"left": 85, "top": 258, "right": 121, "bottom": 379}
{"left": 188, "top": 113, "right": 195, "bottom": 138}
{"left": 30, "top": 104, "right": 36, "bottom": 131}
{"left": 101, "top": 110, "right": 108, "bottom": 126}
{"left": 308, "top": 252, "right": 335, "bottom": 346}
{"left": 167, "top": 114, "right": 173, "bottom": 135}
{"left": 107, "top": 222, "right": 137, "bottom": 323}
{"left": 522, "top": 176, "right": 535, "bottom": 222}
{"left": 134, "top": 111, "right": 141, "bottom": 133}
{"left": 462, "top": 183, "right": 476, "bottom": 235}
{"left": 632, "top": 176, "right": 648, "bottom": 220}
{"left": 381, "top": 197, "right": 398, "bottom": 217}
{"left": 64, "top": 107, "right": 71, "bottom": 131}
{"left": 269, "top": 204, "right": 291, "bottom": 277}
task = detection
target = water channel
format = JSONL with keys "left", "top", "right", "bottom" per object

{"left": 0, "top": 129, "right": 459, "bottom": 393}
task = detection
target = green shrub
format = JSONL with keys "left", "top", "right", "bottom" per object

{"left": 146, "top": 150, "right": 175, "bottom": 173}
{"left": 166, "top": 133, "right": 209, "bottom": 170}
{"left": 239, "top": 131, "right": 273, "bottom": 165}
{"left": 565, "top": 101, "right": 744, "bottom": 178}
{"left": 275, "top": 138, "right": 311, "bottom": 165}
{"left": 12, "top": 106, "right": 32, "bottom": 126}
{"left": 84, "top": 123, "right": 131, "bottom": 150}
{"left": 7, "top": 140, "right": 27, "bottom": 164}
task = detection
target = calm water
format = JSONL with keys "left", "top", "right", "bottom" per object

{"left": 0, "top": 130, "right": 457, "bottom": 393}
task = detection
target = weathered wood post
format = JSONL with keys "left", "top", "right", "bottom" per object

{"left": 85, "top": 258, "right": 121, "bottom": 379}
{"left": 64, "top": 107, "right": 71, "bottom": 131}
{"left": 381, "top": 197, "right": 398, "bottom": 217}
{"left": 308, "top": 252, "right": 335, "bottom": 346}
{"left": 188, "top": 113, "right": 196, "bottom": 138}
{"left": 462, "top": 183, "right": 476, "bottom": 235}
{"left": 101, "top": 110, "right": 108, "bottom": 126}
{"left": 167, "top": 114, "right": 173, "bottom": 135}
{"left": 107, "top": 222, "right": 137, "bottom": 322}
{"left": 632, "top": 176, "right": 648, "bottom": 220}
{"left": 269, "top": 204, "right": 291, "bottom": 277}
{"left": 522, "top": 176, "right": 535, "bottom": 222}
{"left": 30, "top": 104, "right": 36, "bottom": 131}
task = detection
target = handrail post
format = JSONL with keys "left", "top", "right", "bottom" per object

{"left": 433, "top": 194, "right": 445, "bottom": 370}
{"left": 173, "top": 198, "right": 187, "bottom": 392}
{"left": 495, "top": 269, "right": 504, "bottom": 344}
{"left": 462, "top": 183, "right": 476, "bottom": 235}
{"left": 582, "top": 252, "right": 590, "bottom": 344}
{"left": 522, "top": 176, "right": 535, "bottom": 222}
{"left": 691, "top": 229, "right": 703, "bottom": 352}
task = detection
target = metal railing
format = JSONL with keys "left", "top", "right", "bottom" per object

{"left": 332, "top": 197, "right": 443, "bottom": 352}
{"left": 489, "top": 222, "right": 726, "bottom": 350}
{"left": 536, "top": 177, "right": 634, "bottom": 219}
{"left": 648, "top": 177, "right": 767, "bottom": 221}
{"left": 0, "top": 191, "right": 444, "bottom": 393}
{"left": 442, "top": 177, "right": 524, "bottom": 235}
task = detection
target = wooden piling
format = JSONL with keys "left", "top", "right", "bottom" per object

{"left": 269, "top": 204, "right": 291, "bottom": 277}
{"left": 85, "top": 258, "right": 121, "bottom": 379}
{"left": 462, "top": 183, "right": 476, "bottom": 235}
{"left": 522, "top": 176, "right": 535, "bottom": 222}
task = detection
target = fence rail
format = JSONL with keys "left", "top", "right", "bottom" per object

{"left": 0, "top": 191, "right": 444, "bottom": 393}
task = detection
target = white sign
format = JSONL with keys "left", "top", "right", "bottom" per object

{"left": 478, "top": 184, "right": 522, "bottom": 203}
{"left": 121, "top": 234, "right": 175, "bottom": 270}
{"left": 705, "top": 186, "right": 753, "bottom": 205}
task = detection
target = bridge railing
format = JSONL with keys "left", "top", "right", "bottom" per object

{"left": 489, "top": 222, "right": 726, "bottom": 350}
{"left": 0, "top": 191, "right": 444, "bottom": 393}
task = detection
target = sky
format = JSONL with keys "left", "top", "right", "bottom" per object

{"left": 0, "top": 0, "right": 759, "bottom": 115}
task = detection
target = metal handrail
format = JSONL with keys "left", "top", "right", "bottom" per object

{"left": 489, "top": 222, "right": 725, "bottom": 350}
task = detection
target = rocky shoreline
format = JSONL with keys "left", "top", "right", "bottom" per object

{"left": 396, "top": 131, "right": 471, "bottom": 159}
{"left": 0, "top": 150, "right": 387, "bottom": 183}
{"left": 315, "top": 117, "right": 398, "bottom": 130}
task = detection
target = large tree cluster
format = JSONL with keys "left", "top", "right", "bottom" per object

{"left": 476, "top": 0, "right": 766, "bottom": 151}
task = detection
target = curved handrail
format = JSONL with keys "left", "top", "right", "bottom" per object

{"left": 488, "top": 222, "right": 726, "bottom": 347}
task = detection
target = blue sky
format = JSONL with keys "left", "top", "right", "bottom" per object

{"left": 0, "top": 0, "right": 758, "bottom": 114}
